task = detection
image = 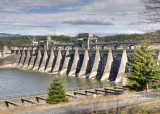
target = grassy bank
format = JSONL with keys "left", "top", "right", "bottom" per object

{"left": 96, "top": 100, "right": 160, "bottom": 114}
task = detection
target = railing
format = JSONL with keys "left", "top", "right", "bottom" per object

{"left": 21, "top": 88, "right": 160, "bottom": 114}
{"left": 0, "top": 91, "right": 47, "bottom": 100}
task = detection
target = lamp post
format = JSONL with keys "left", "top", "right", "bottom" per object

{"left": 93, "top": 94, "right": 97, "bottom": 113}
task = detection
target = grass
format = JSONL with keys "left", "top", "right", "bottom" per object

{"left": 99, "top": 100, "right": 160, "bottom": 114}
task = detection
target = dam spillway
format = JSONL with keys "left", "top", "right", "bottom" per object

{"left": 10, "top": 48, "right": 136, "bottom": 84}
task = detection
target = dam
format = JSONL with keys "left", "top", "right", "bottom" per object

{"left": 2, "top": 47, "right": 160, "bottom": 85}
{"left": 12, "top": 49, "right": 131, "bottom": 84}
{"left": 0, "top": 33, "right": 160, "bottom": 86}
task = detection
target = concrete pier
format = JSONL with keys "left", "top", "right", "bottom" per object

{"left": 15, "top": 50, "right": 21, "bottom": 66}
{"left": 68, "top": 49, "right": 79, "bottom": 76}
{"left": 27, "top": 50, "right": 36, "bottom": 69}
{"left": 115, "top": 49, "right": 128, "bottom": 84}
{"left": 32, "top": 50, "right": 42, "bottom": 71}
{"left": 22, "top": 49, "right": 31, "bottom": 69}
{"left": 13, "top": 50, "right": 16, "bottom": 55}
{"left": 45, "top": 50, "right": 54, "bottom": 72}
{"left": 38, "top": 50, "right": 48, "bottom": 72}
{"left": 101, "top": 49, "right": 113, "bottom": 81}
{"left": 18, "top": 49, "right": 26, "bottom": 68}
{"left": 52, "top": 49, "right": 62, "bottom": 73}
{"left": 78, "top": 50, "right": 89, "bottom": 77}
{"left": 2, "top": 46, "right": 8, "bottom": 58}
{"left": 89, "top": 49, "right": 100, "bottom": 79}
{"left": 59, "top": 50, "right": 70, "bottom": 75}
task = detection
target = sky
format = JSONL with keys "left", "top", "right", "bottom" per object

{"left": 0, "top": 0, "right": 160, "bottom": 36}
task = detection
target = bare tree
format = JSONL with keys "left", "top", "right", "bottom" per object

{"left": 143, "top": 0, "right": 160, "bottom": 23}
{"left": 140, "top": 0, "right": 160, "bottom": 42}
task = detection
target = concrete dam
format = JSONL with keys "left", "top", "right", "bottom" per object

{"left": 9, "top": 47, "right": 159, "bottom": 84}
{"left": 7, "top": 48, "right": 132, "bottom": 84}
{"left": 0, "top": 33, "right": 160, "bottom": 85}
{"left": 0, "top": 47, "right": 160, "bottom": 85}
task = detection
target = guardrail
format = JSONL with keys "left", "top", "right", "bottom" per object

{"left": 24, "top": 88, "right": 160, "bottom": 114}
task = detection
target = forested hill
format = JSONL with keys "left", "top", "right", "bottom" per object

{"left": 0, "top": 35, "right": 78, "bottom": 49}
{"left": 97, "top": 34, "right": 145, "bottom": 42}
{"left": 0, "top": 33, "right": 159, "bottom": 49}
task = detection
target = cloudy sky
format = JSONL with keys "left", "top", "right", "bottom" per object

{"left": 0, "top": 0, "right": 159, "bottom": 36}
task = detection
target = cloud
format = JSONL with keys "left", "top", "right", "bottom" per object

{"left": 63, "top": 19, "right": 114, "bottom": 26}
{"left": 0, "top": 0, "right": 81, "bottom": 12}
{"left": 0, "top": 0, "right": 160, "bottom": 36}
{"left": 0, "top": 23, "right": 54, "bottom": 28}
{"left": 80, "top": 0, "right": 144, "bottom": 15}
{"left": 128, "top": 22, "right": 141, "bottom": 25}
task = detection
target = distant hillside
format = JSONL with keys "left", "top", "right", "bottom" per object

{"left": 0, "top": 32, "right": 159, "bottom": 49}
{"left": 0, "top": 33, "right": 22, "bottom": 37}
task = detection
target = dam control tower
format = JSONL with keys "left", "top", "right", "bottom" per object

{"left": 78, "top": 33, "right": 98, "bottom": 49}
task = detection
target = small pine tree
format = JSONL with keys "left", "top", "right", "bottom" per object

{"left": 45, "top": 75, "right": 69, "bottom": 104}
{"left": 126, "top": 42, "right": 160, "bottom": 91}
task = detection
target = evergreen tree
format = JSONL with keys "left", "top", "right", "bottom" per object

{"left": 126, "top": 42, "right": 160, "bottom": 91}
{"left": 45, "top": 76, "right": 69, "bottom": 104}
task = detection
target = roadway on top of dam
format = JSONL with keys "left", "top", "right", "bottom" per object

{"left": 14, "top": 49, "right": 135, "bottom": 56}
{"left": 16, "top": 41, "right": 141, "bottom": 48}
{"left": 14, "top": 49, "right": 160, "bottom": 56}
{"left": 16, "top": 40, "right": 160, "bottom": 49}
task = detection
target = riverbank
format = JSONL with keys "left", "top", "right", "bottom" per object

{"left": 114, "top": 100, "right": 160, "bottom": 114}
{"left": 0, "top": 54, "right": 17, "bottom": 68}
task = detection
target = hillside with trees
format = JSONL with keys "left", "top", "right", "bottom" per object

{"left": 0, "top": 32, "right": 159, "bottom": 49}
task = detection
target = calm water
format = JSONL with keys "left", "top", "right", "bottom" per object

{"left": 0, "top": 68, "right": 113, "bottom": 96}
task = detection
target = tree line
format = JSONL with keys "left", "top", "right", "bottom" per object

{"left": 0, "top": 32, "right": 159, "bottom": 49}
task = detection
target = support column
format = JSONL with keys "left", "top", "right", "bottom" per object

{"left": 2, "top": 46, "right": 8, "bottom": 57}
{"left": 18, "top": 49, "right": 26, "bottom": 68}
{"left": 52, "top": 49, "right": 62, "bottom": 73}
{"left": 15, "top": 49, "right": 21, "bottom": 67}
{"left": 101, "top": 49, "right": 113, "bottom": 81}
{"left": 13, "top": 50, "right": 17, "bottom": 55}
{"left": 89, "top": 49, "right": 100, "bottom": 79}
{"left": 45, "top": 50, "right": 54, "bottom": 72}
{"left": 115, "top": 49, "right": 128, "bottom": 84}
{"left": 87, "top": 39, "right": 89, "bottom": 49}
{"left": 38, "top": 50, "right": 48, "bottom": 72}
{"left": 59, "top": 50, "right": 70, "bottom": 75}
{"left": 68, "top": 49, "right": 79, "bottom": 76}
{"left": 32, "top": 50, "right": 42, "bottom": 71}
{"left": 78, "top": 50, "right": 89, "bottom": 77}
{"left": 22, "top": 49, "right": 31, "bottom": 69}
{"left": 27, "top": 50, "right": 36, "bottom": 69}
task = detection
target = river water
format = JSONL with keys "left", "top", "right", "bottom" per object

{"left": 0, "top": 69, "right": 113, "bottom": 97}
